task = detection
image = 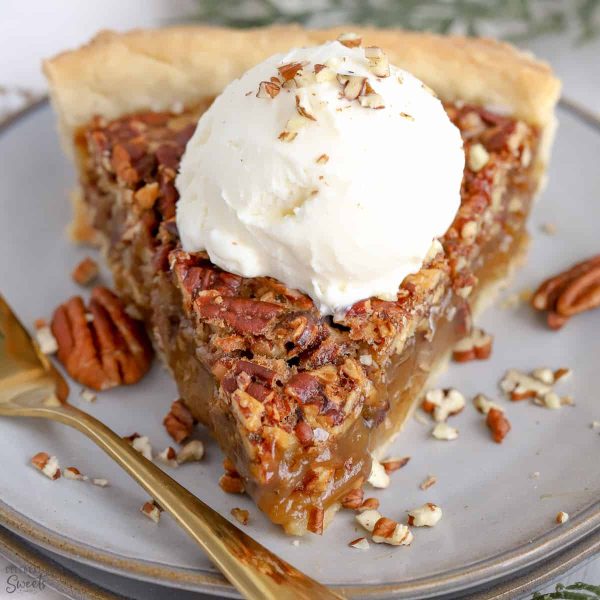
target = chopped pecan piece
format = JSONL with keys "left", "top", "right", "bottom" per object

{"left": 381, "top": 456, "right": 410, "bottom": 474}
{"left": 30, "top": 452, "right": 61, "bottom": 480}
{"left": 486, "top": 408, "right": 511, "bottom": 443}
{"left": 51, "top": 287, "right": 153, "bottom": 391}
{"left": 358, "top": 498, "right": 380, "bottom": 512}
{"left": 452, "top": 327, "right": 493, "bottom": 362}
{"left": 223, "top": 457, "right": 238, "bottom": 475}
{"left": 341, "top": 487, "right": 364, "bottom": 509}
{"left": 407, "top": 503, "right": 443, "bottom": 527}
{"left": 422, "top": 389, "right": 465, "bottom": 422}
{"left": 176, "top": 440, "right": 204, "bottom": 464}
{"left": 163, "top": 399, "right": 195, "bottom": 444}
{"left": 71, "top": 257, "right": 99, "bottom": 286}
{"left": 348, "top": 537, "right": 370, "bottom": 550}
{"left": 256, "top": 81, "right": 280, "bottom": 99}
{"left": 278, "top": 62, "right": 304, "bottom": 82}
{"left": 231, "top": 507, "right": 250, "bottom": 525}
{"left": 531, "top": 255, "right": 600, "bottom": 329}
{"left": 372, "top": 518, "right": 413, "bottom": 546}
{"left": 219, "top": 470, "right": 246, "bottom": 494}
{"left": 307, "top": 506, "right": 324, "bottom": 535}
{"left": 419, "top": 475, "right": 437, "bottom": 490}
{"left": 355, "top": 509, "right": 383, "bottom": 532}
{"left": 64, "top": 466, "right": 85, "bottom": 480}
{"left": 141, "top": 501, "right": 161, "bottom": 523}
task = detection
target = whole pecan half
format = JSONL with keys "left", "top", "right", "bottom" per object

{"left": 51, "top": 287, "right": 153, "bottom": 390}
{"left": 531, "top": 255, "right": 600, "bottom": 329}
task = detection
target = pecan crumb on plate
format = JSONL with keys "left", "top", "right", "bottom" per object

{"left": 381, "top": 456, "right": 410, "bottom": 474}
{"left": 163, "top": 399, "right": 196, "bottom": 444}
{"left": 407, "top": 503, "right": 443, "bottom": 527}
{"left": 71, "top": 257, "right": 99, "bottom": 286}
{"left": 358, "top": 498, "right": 380, "bottom": 512}
{"left": 473, "top": 393, "right": 503, "bottom": 415}
{"left": 452, "top": 328, "right": 493, "bottom": 362}
{"left": 231, "top": 507, "right": 250, "bottom": 525}
{"left": 367, "top": 457, "right": 390, "bottom": 489}
{"left": 30, "top": 452, "right": 60, "bottom": 480}
{"left": 156, "top": 446, "right": 178, "bottom": 468}
{"left": 341, "top": 488, "right": 364, "bottom": 509}
{"left": 431, "top": 422, "right": 459, "bottom": 441}
{"left": 422, "top": 388, "right": 465, "bottom": 422}
{"left": 141, "top": 501, "right": 161, "bottom": 523}
{"left": 487, "top": 408, "right": 511, "bottom": 443}
{"left": 419, "top": 475, "right": 438, "bottom": 491}
{"left": 64, "top": 466, "right": 85, "bottom": 481}
{"left": 176, "top": 440, "right": 205, "bottom": 464}
{"left": 349, "top": 536, "right": 370, "bottom": 550}
{"left": 372, "top": 517, "right": 413, "bottom": 546}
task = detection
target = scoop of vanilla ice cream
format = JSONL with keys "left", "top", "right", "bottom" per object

{"left": 176, "top": 40, "right": 464, "bottom": 315}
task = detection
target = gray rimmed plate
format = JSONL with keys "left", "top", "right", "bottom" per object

{"left": 0, "top": 101, "right": 599, "bottom": 599}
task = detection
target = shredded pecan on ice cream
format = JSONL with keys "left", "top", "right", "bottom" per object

{"left": 531, "top": 255, "right": 600, "bottom": 329}
{"left": 50, "top": 287, "right": 153, "bottom": 391}
{"left": 163, "top": 399, "right": 196, "bottom": 444}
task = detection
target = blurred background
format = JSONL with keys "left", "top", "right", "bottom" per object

{"left": 1, "top": 0, "right": 600, "bottom": 124}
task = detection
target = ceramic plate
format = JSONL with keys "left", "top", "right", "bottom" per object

{"left": 0, "top": 102, "right": 599, "bottom": 599}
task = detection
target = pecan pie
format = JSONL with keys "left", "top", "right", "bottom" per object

{"left": 44, "top": 26, "right": 560, "bottom": 535}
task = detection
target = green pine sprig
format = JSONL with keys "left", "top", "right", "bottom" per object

{"left": 185, "top": 0, "right": 600, "bottom": 43}
{"left": 533, "top": 582, "right": 600, "bottom": 599}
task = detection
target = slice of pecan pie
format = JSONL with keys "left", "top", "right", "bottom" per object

{"left": 44, "top": 26, "right": 560, "bottom": 535}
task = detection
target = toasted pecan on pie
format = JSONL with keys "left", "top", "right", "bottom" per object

{"left": 44, "top": 26, "right": 560, "bottom": 534}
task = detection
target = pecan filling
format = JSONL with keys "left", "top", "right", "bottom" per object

{"left": 77, "top": 99, "right": 539, "bottom": 534}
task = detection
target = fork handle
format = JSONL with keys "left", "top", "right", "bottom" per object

{"left": 30, "top": 403, "right": 343, "bottom": 600}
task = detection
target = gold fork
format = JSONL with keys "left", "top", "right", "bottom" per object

{"left": 0, "top": 295, "right": 344, "bottom": 600}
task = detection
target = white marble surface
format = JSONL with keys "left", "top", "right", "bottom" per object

{"left": 0, "top": 2, "right": 598, "bottom": 598}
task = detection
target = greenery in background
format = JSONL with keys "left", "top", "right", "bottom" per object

{"left": 532, "top": 582, "right": 600, "bottom": 599}
{"left": 189, "top": 0, "right": 600, "bottom": 42}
